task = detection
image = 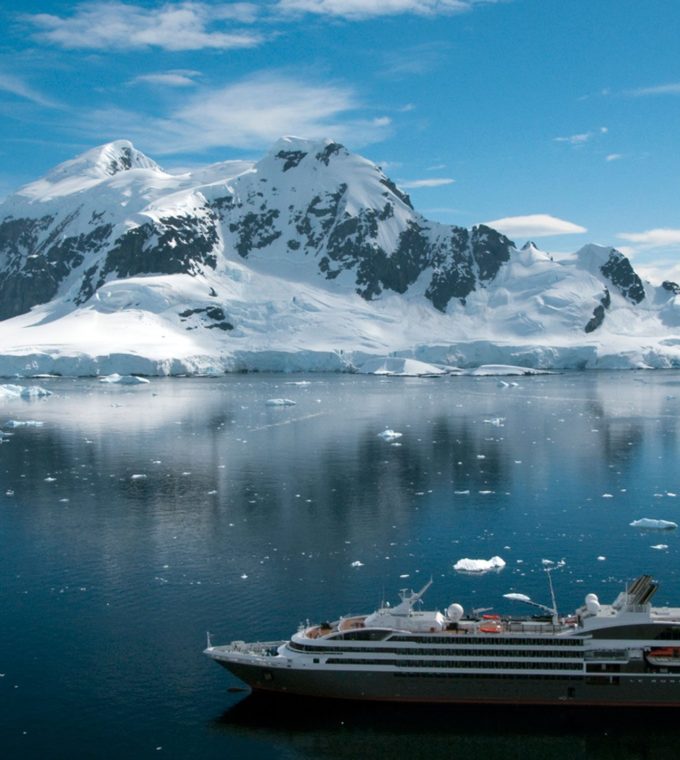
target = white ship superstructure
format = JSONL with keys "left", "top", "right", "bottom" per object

{"left": 205, "top": 575, "right": 680, "bottom": 705}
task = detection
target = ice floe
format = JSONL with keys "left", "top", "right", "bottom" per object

{"left": 265, "top": 398, "right": 296, "bottom": 406}
{"left": 3, "top": 419, "right": 44, "bottom": 428}
{"left": 453, "top": 556, "right": 506, "bottom": 573}
{"left": 630, "top": 518, "right": 678, "bottom": 530}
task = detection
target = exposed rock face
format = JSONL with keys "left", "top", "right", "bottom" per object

{"left": 585, "top": 289, "right": 611, "bottom": 333}
{"left": 601, "top": 250, "right": 645, "bottom": 304}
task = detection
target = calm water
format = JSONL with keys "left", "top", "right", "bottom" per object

{"left": 2, "top": 372, "right": 680, "bottom": 759}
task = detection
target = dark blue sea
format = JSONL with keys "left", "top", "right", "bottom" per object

{"left": 2, "top": 371, "right": 680, "bottom": 759}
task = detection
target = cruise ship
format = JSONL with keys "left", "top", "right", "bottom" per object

{"left": 205, "top": 574, "right": 680, "bottom": 705}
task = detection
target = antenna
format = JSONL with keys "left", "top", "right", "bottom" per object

{"left": 504, "top": 560, "right": 565, "bottom": 624}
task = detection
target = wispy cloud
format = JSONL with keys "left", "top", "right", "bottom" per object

{"left": 626, "top": 82, "right": 680, "bottom": 97}
{"left": 276, "top": 0, "right": 500, "bottom": 20}
{"left": 617, "top": 228, "right": 680, "bottom": 249}
{"left": 554, "top": 127, "right": 607, "bottom": 146}
{"left": 484, "top": 214, "right": 587, "bottom": 237}
{"left": 399, "top": 177, "right": 455, "bottom": 188}
{"left": 24, "top": 2, "right": 264, "bottom": 52}
{"left": 80, "top": 73, "right": 391, "bottom": 153}
{"left": 129, "top": 70, "right": 202, "bottom": 88}
{"left": 380, "top": 42, "right": 450, "bottom": 77}
{"left": 605, "top": 153, "right": 623, "bottom": 162}
{"left": 0, "top": 71, "right": 61, "bottom": 109}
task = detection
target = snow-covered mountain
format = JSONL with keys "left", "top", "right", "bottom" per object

{"left": 0, "top": 136, "right": 679, "bottom": 376}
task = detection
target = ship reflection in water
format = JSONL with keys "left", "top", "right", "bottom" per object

{"left": 215, "top": 692, "right": 680, "bottom": 760}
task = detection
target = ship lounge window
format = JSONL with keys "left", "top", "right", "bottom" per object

{"left": 655, "top": 628, "right": 680, "bottom": 640}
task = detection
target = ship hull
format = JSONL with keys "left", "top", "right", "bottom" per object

{"left": 218, "top": 660, "right": 680, "bottom": 706}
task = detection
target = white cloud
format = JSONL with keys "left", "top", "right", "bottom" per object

{"left": 276, "top": 0, "right": 496, "bottom": 19}
{"left": 635, "top": 260, "right": 680, "bottom": 287}
{"left": 554, "top": 127, "right": 607, "bottom": 146}
{"left": 130, "top": 70, "right": 202, "bottom": 88}
{"left": 626, "top": 82, "right": 680, "bottom": 97}
{"left": 399, "top": 177, "right": 455, "bottom": 188}
{"left": 617, "top": 228, "right": 680, "bottom": 249}
{"left": 0, "top": 72, "right": 60, "bottom": 109}
{"left": 483, "top": 214, "right": 587, "bottom": 237}
{"left": 25, "top": 2, "right": 264, "bottom": 51}
{"left": 81, "top": 73, "right": 391, "bottom": 153}
{"left": 605, "top": 153, "right": 623, "bottom": 162}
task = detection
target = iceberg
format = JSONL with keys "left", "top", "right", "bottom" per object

{"left": 99, "top": 374, "right": 150, "bottom": 385}
{"left": 357, "top": 357, "right": 448, "bottom": 377}
{"left": 0, "top": 384, "right": 51, "bottom": 400}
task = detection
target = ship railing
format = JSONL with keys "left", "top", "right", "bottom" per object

{"left": 224, "top": 640, "right": 284, "bottom": 656}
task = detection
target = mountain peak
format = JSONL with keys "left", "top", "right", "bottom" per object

{"left": 50, "top": 140, "right": 161, "bottom": 181}
{"left": 14, "top": 140, "right": 162, "bottom": 203}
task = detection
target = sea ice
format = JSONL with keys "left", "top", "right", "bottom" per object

{"left": 3, "top": 420, "right": 44, "bottom": 428}
{"left": 630, "top": 518, "right": 678, "bottom": 530}
{"left": 453, "top": 556, "right": 506, "bottom": 573}
{"left": 265, "top": 398, "right": 296, "bottom": 406}
{"left": 651, "top": 544, "right": 669, "bottom": 550}
{"left": 351, "top": 560, "right": 364, "bottom": 567}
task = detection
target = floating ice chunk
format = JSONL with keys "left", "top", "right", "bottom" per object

{"left": 630, "top": 518, "right": 678, "bottom": 530}
{"left": 240, "top": 574, "right": 248, "bottom": 579}
{"left": 483, "top": 418, "right": 505, "bottom": 427}
{"left": 357, "top": 357, "right": 448, "bottom": 376}
{"left": 265, "top": 398, "right": 296, "bottom": 406}
{"left": 454, "top": 490, "right": 470, "bottom": 495}
{"left": 468, "top": 365, "right": 548, "bottom": 377}
{"left": 285, "top": 381, "right": 311, "bottom": 386}
{"left": 0, "top": 384, "right": 51, "bottom": 400}
{"left": 131, "top": 473, "right": 147, "bottom": 480}
{"left": 602, "top": 493, "right": 613, "bottom": 498}
{"left": 651, "top": 544, "right": 669, "bottom": 550}
{"left": 4, "top": 420, "right": 44, "bottom": 428}
{"left": 351, "top": 560, "right": 364, "bottom": 567}
{"left": 378, "top": 428, "right": 402, "bottom": 441}
{"left": 597, "top": 556, "right": 606, "bottom": 561}
{"left": 453, "top": 556, "right": 506, "bottom": 573}
{"left": 99, "top": 373, "right": 150, "bottom": 385}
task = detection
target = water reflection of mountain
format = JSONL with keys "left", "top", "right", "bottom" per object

{"left": 0, "top": 374, "right": 664, "bottom": 541}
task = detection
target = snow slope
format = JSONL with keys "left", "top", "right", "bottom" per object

{"left": 0, "top": 137, "right": 679, "bottom": 376}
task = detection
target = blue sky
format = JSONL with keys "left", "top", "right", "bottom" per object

{"left": 1, "top": 0, "right": 679, "bottom": 281}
